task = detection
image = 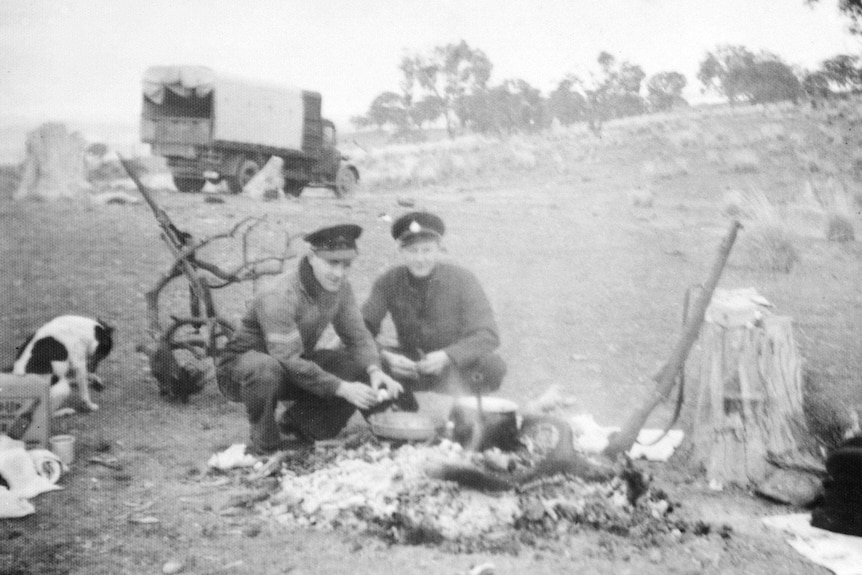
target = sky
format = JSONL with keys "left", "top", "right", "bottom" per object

{"left": 0, "top": 0, "right": 859, "bottom": 131}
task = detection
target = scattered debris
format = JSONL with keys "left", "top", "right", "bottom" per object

{"left": 90, "top": 190, "right": 141, "bottom": 205}
{"left": 88, "top": 456, "right": 123, "bottom": 471}
{"left": 207, "top": 444, "right": 258, "bottom": 471}
{"left": 129, "top": 515, "right": 160, "bottom": 524}
{"left": 469, "top": 562, "right": 496, "bottom": 575}
{"left": 161, "top": 559, "right": 185, "bottom": 574}
{"left": 225, "top": 490, "right": 270, "bottom": 509}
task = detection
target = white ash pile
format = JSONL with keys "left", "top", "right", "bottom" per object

{"left": 267, "top": 441, "right": 521, "bottom": 539}
{"left": 261, "top": 439, "right": 687, "bottom": 553}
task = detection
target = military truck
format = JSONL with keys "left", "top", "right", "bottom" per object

{"left": 140, "top": 66, "right": 359, "bottom": 196}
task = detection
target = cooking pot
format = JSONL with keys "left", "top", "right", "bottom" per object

{"left": 448, "top": 396, "right": 521, "bottom": 452}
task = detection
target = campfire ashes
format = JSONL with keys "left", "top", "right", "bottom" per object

{"left": 258, "top": 437, "right": 699, "bottom": 553}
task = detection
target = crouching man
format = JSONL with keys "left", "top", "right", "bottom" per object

{"left": 216, "top": 223, "right": 402, "bottom": 454}
{"left": 361, "top": 211, "right": 506, "bottom": 410}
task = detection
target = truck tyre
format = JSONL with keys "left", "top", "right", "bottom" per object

{"left": 285, "top": 180, "right": 308, "bottom": 197}
{"left": 226, "top": 156, "right": 261, "bottom": 194}
{"left": 174, "top": 177, "right": 205, "bottom": 193}
{"left": 335, "top": 165, "right": 359, "bottom": 197}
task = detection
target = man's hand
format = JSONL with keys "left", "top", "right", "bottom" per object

{"left": 369, "top": 368, "right": 403, "bottom": 401}
{"left": 336, "top": 381, "right": 379, "bottom": 410}
{"left": 381, "top": 349, "right": 418, "bottom": 379}
{"left": 416, "top": 350, "right": 451, "bottom": 376}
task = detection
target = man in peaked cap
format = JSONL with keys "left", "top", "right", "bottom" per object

{"left": 217, "top": 223, "right": 402, "bottom": 454}
{"left": 362, "top": 211, "right": 506, "bottom": 410}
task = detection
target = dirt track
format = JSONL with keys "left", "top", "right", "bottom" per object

{"left": 2, "top": 106, "right": 861, "bottom": 574}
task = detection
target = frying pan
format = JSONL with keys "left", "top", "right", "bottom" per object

{"left": 368, "top": 411, "right": 439, "bottom": 441}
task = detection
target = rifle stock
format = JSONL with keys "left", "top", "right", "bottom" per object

{"left": 602, "top": 220, "right": 742, "bottom": 458}
{"left": 118, "top": 156, "right": 190, "bottom": 249}
{"left": 118, "top": 155, "right": 207, "bottom": 304}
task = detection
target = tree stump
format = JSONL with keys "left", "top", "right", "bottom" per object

{"left": 691, "top": 288, "right": 810, "bottom": 486}
{"left": 14, "top": 123, "right": 92, "bottom": 200}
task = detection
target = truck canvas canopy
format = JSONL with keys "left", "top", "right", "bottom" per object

{"left": 143, "top": 65, "right": 218, "bottom": 103}
{"left": 142, "top": 65, "right": 314, "bottom": 151}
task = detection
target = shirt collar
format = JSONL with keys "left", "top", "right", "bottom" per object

{"left": 299, "top": 255, "right": 336, "bottom": 302}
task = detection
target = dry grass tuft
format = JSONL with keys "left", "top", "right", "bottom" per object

{"left": 629, "top": 186, "right": 654, "bottom": 208}
{"left": 742, "top": 222, "right": 800, "bottom": 273}
{"left": 725, "top": 148, "right": 761, "bottom": 173}
{"left": 795, "top": 149, "right": 839, "bottom": 175}
{"left": 826, "top": 214, "right": 855, "bottom": 242}
{"left": 721, "top": 188, "right": 746, "bottom": 217}
{"left": 759, "top": 123, "right": 786, "bottom": 141}
{"left": 642, "top": 157, "right": 688, "bottom": 180}
{"left": 804, "top": 179, "right": 857, "bottom": 242}
{"left": 730, "top": 186, "right": 778, "bottom": 221}
{"left": 732, "top": 187, "right": 800, "bottom": 272}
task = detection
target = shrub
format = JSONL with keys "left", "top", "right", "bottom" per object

{"left": 642, "top": 157, "right": 688, "bottom": 180}
{"left": 729, "top": 187, "right": 799, "bottom": 271}
{"left": 665, "top": 129, "right": 699, "bottom": 148}
{"left": 741, "top": 222, "right": 800, "bottom": 273}
{"left": 826, "top": 214, "right": 855, "bottom": 242}
{"left": 725, "top": 148, "right": 761, "bottom": 173}
{"left": 721, "top": 188, "right": 746, "bottom": 217}
{"left": 629, "top": 186, "right": 654, "bottom": 207}
{"left": 759, "top": 123, "right": 786, "bottom": 141}
{"left": 805, "top": 178, "right": 857, "bottom": 242}
{"left": 509, "top": 147, "right": 537, "bottom": 170}
{"left": 795, "top": 149, "right": 838, "bottom": 175}
{"left": 705, "top": 150, "right": 723, "bottom": 165}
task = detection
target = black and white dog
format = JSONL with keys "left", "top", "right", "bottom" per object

{"left": 12, "top": 316, "right": 114, "bottom": 413}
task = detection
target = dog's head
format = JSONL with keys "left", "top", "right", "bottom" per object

{"left": 93, "top": 319, "right": 115, "bottom": 363}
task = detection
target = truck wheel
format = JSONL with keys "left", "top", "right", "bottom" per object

{"left": 335, "top": 166, "right": 359, "bottom": 197}
{"left": 174, "top": 177, "right": 205, "bottom": 193}
{"left": 226, "top": 157, "right": 260, "bottom": 194}
{"left": 285, "top": 180, "right": 308, "bottom": 197}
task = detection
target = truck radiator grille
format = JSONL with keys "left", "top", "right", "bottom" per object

{"left": 166, "top": 156, "right": 197, "bottom": 169}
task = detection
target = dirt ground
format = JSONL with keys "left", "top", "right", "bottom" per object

{"left": 1, "top": 105, "right": 861, "bottom": 574}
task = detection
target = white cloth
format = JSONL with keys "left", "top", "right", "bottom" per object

{"left": 0, "top": 488, "right": 35, "bottom": 518}
{"left": 0, "top": 435, "right": 64, "bottom": 519}
{"left": 568, "top": 414, "right": 618, "bottom": 454}
{"left": 207, "top": 444, "right": 258, "bottom": 470}
{"left": 763, "top": 513, "right": 862, "bottom": 575}
{"left": 567, "top": 414, "right": 684, "bottom": 462}
{"left": 628, "top": 429, "right": 686, "bottom": 462}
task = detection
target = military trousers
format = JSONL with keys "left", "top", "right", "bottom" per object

{"left": 217, "top": 349, "right": 370, "bottom": 451}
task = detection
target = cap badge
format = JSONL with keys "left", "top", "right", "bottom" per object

{"left": 408, "top": 221, "right": 421, "bottom": 233}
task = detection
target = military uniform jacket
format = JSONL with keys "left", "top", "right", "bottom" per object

{"left": 362, "top": 263, "right": 500, "bottom": 367}
{"left": 220, "top": 257, "right": 379, "bottom": 397}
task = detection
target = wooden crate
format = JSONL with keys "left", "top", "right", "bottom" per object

{"left": 0, "top": 374, "right": 51, "bottom": 449}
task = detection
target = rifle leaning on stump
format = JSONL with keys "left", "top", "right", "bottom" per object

{"left": 118, "top": 156, "right": 294, "bottom": 401}
{"left": 118, "top": 156, "right": 215, "bottom": 335}
{"left": 603, "top": 220, "right": 742, "bottom": 459}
